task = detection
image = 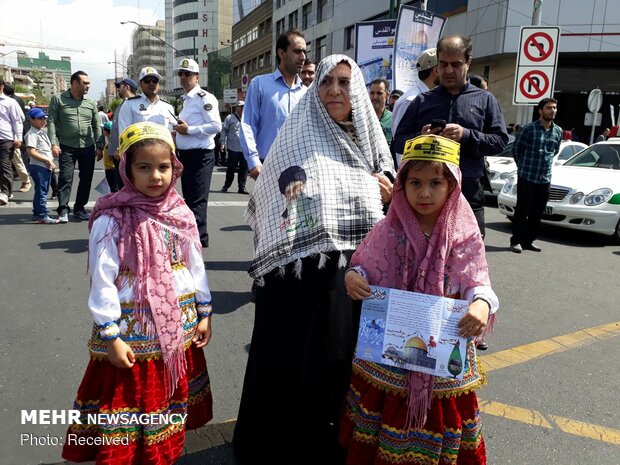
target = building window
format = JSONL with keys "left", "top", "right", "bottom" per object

{"left": 317, "top": 0, "right": 328, "bottom": 23}
{"left": 173, "top": 12, "right": 198, "bottom": 24}
{"left": 306, "top": 41, "right": 312, "bottom": 58}
{"left": 265, "top": 51, "right": 272, "bottom": 65}
{"left": 266, "top": 17, "right": 272, "bottom": 33}
{"left": 316, "top": 35, "right": 327, "bottom": 61}
{"left": 258, "top": 55, "right": 264, "bottom": 68}
{"left": 344, "top": 25, "right": 355, "bottom": 50}
{"left": 276, "top": 18, "right": 285, "bottom": 37}
{"left": 174, "top": 29, "right": 197, "bottom": 40}
{"left": 276, "top": 0, "right": 286, "bottom": 7}
{"left": 302, "top": 2, "right": 312, "bottom": 30}
{"left": 289, "top": 10, "right": 298, "bottom": 30}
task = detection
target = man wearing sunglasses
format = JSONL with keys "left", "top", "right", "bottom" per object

{"left": 116, "top": 67, "right": 176, "bottom": 140}
{"left": 174, "top": 58, "right": 222, "bottom": 248}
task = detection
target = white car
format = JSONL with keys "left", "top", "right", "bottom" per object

{"left": 498, "top": 140, "right": 620, "bottom": 242}
{"left": 484, "top": 140, "right": 588, "bottom": 196}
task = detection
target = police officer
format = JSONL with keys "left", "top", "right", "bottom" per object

{"left": 174, "top": 58, "right": 222, "bottom": 248}
{"left": 116, "top": 67, "right": 176, "bottom": 137}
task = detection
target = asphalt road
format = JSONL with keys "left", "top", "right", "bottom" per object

{"left": 1, "top": 168, "right": 618, "bottom": 465}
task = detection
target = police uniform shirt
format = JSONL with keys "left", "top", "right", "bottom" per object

{"left": 117, "top": 93, "right": 175, "bottom": 138}
{"left": 176, "top": 85, "right": 222, "bottom": 151}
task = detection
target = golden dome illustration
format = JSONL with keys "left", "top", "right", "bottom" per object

{"left": 404, "top": 336, "right": 427, "bottom": 352}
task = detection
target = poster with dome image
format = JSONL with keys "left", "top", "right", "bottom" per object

{"left": 356, "top": 286, "right": 467, "bottom": 379}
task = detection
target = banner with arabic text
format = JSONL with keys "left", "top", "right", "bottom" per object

{"left": 393, "top": 6, "right": 446, "bottom": 92}
{"left": 355, "top": 20, "right": 396, "bottom": 90}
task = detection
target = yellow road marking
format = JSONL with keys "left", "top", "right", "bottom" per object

{"left": 479, "top": 399, "right": 620, "bottom": 445}
{"left": 477, "top": 321, "right": 620, "bottom": 445}
{"left": 480, "top": 321, "right": 620, "bottom": 372}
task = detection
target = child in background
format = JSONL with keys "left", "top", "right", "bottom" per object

{"left": 62, "top": 122, "right": 214, "bottom": 464}
{"left": 101, "top": 121, "right": 119, "bottom": 192}
{"left": 340, "top": 135, "right": 498, "bottom": 465}
{"left": 24, "top": 108, "right": 59, "bottom": 224}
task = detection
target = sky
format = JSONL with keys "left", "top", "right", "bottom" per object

{"left": 0, "top": 0, "right": 165, "bottom": 100}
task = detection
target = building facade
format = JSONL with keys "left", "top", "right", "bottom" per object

{"left": 16, "top": 51, "right": 72, "bottom": 85}
{"left": 127, "top": 20, "right": 167, "bottom": 87}
{"left": 441, "top": 0, "right": 620, "bottom": 140}
{"left": 231, "top": 0, "right": 273, "bottom": 92}
{"left": 262, "top": 0, "right": 619, "bottom": 141}
{"left": 164, "top": 0, "right": 233, "bottom": 94}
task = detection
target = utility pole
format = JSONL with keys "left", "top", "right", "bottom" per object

{"left": 517, "top": 0, "right": 544, "bottom": 127}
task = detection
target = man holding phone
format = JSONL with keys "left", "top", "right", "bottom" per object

{"left": 394, "top": 34, "right": 508, "bottom": 237}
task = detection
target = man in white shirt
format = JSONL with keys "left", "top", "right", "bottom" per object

{"left": 0, "top": 79, "right": 23, "bottom": 205}
{"left": 391, "top": 47, "right": 439, "bottom": 137}
{"left": 117, "top": 67, "right": 176, "bottom": 137}
{"left": 174, "top": 58, "right": 222, "bottom": 248}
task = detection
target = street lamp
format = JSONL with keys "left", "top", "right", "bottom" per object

{"left": 0, "top": 49, "right": 26, "bottom": 63}
{"left": 120, "top": 20, "right": 188, "bottom": 59}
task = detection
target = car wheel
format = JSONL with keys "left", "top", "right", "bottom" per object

{"left": 614, "top": 219, "right": 620, "bottom": 244}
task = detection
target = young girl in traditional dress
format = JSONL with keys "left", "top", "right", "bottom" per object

{"left": 62, "top": 122, "right": 213, "bottom": 464}
{"left": 340, "top": 134, "right": 498, "bottom": 465}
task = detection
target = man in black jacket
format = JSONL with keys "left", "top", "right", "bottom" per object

{"left": 394, "top": 34, "right": 508, "bottom": 237}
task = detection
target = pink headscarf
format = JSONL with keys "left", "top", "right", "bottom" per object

{"left": 89, "top": 124, "right": 201, "bottom": 397}
{"left": 351, "top": 159, "right": 493, "bottom": 428}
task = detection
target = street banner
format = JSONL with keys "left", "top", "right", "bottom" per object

{"left": 355, "top": 20, "right": 396, "bottom": 89}
{"left": 393, "top": 6, "right": 446, "bottom": 93}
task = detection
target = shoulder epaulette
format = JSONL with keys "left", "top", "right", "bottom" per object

{"left": 128, "top": 95, "right": 141, "bottom": 100}
{"left": 197, "top": 91, "right": 206, "bottom": 98}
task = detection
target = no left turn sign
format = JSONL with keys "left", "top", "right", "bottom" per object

{"left": 513, "top": 27, "right": 561, "bottom": 105}
{"left": 517, "top": 27, "right": 560, "bottom": 67}
{"left": 524, "top": 32, "right": 554, "bottom": 63}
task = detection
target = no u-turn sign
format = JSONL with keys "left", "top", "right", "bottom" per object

{"left": 513, "top": 27, "right": 560, "bottom": 105}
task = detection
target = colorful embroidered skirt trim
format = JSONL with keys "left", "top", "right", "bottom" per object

{"left": 61, "top": 344, "right": 212, "bottom": 464}
{"left": 340, "top": 341, "right": 486, "bottom": 465}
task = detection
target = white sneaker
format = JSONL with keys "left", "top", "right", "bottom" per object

{"left": 37, "top": 216, "right": 60, "bottom": 224}
{"left": 58, "top": 213, "right": 69, "bottom": 224}
{"left": 0, "top": 193, "right": 8, "bottom": 206}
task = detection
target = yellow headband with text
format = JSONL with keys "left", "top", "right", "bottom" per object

{"left": 119, "top": 121, "right": 175, "bottom": 156}
{"left": 401, "top": 134, "right": 460, "bottom": 167}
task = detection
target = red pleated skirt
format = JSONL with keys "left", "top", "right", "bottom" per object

{"left": 339, "top": 364, "right": 486, "bottom": 465}
{"left": 62, "top": 344, "right": 212, "bottom": 465}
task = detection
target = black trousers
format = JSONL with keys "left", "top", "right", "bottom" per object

{"left": 177, "top": 148, "right": 215, "bottom": 247}
{"left": 113, "top": 157, "right": 124, "bottom": 191}
{"left": 223, "top": 149, "right": 248, "bottom": 190}
{"left": 511, "top": 178, "right": 550, "bottom": 246}
{"left": 461, "top": 177, "right": 486, "bottom": 239}
{"left": 0, "top": 140, "right": 14, "bottom": 196}
{"left": 57, "top": 144, "right": 96, "bottom": 215}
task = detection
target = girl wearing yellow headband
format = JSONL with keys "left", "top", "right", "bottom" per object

{"left": 340, "top": 135, "right": 498, "bottom": 465}
{"left": 62, "top": 122, "right": 214, "bottom": 464}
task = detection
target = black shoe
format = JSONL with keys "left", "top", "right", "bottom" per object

{"left": 221, "top": 186, "right": 229, "bottom": 192}
{"left": 476, "top": 341, "right": 489, "bottom": 350}
{"left": 523, "top": 242, "right": 542, "bottom": 252}
{"left": 238, "top": 188, "right": 249, "bottom": 195}
{"left": 510, "top": 243, "right": 523, "bottom": 254}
